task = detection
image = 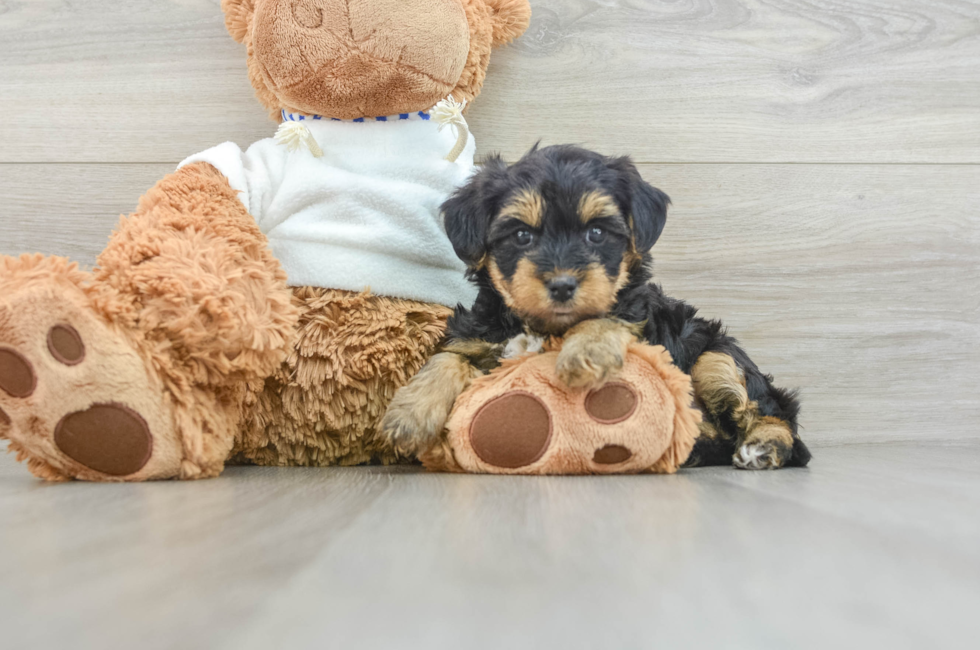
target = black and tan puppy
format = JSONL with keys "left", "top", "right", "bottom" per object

{"left": 382, "top": 145, "right": 810, "bottom": 469}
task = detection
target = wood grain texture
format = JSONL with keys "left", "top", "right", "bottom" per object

{"left": 2, "top": 163, "right": 977, "bottom": 445}
{"left": 0, "top": 164, "right": 173, "bottom": 264}
{"left": 645, "top": 163, "right": 980, "bottom": 446}
{"left": 1, "top": 443, "right": 979, "bottom": 650}
{"left": 1, "top": 0, "right": 978, "bottom": 163}
{"left": 481, "top": 0, "right": 980, "bottom": 163}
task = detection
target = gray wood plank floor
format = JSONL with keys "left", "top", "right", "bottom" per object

{"left": 1, "top": 443, "right": 978, "bottom": 650}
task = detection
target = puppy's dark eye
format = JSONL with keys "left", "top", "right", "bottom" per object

{"left": 514, "top": 229, "right": 535, "bottom": 247}
{"left": 586, "top": 226, "right": 606, "bottom": 244}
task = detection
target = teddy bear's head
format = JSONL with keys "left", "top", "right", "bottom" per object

{"left": 221, "top": 0, "right": 531, "bottom": 121}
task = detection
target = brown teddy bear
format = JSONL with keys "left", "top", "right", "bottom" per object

{"left": 0, "top": 0, "right": 531, "bottom": 481}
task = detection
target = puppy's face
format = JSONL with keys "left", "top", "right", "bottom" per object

{"left": 443, "top": 145, "right": 670, "bottom": 334}
{"left": 484, "top": 187, "right": 633, "bottom": 333}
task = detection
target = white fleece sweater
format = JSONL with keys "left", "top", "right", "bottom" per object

{"left": 178, "top": 111, "right": 478, "bottom": 308}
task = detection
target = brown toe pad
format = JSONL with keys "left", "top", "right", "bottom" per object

{"left": 0, "top": 348, "right": 37, "bottom": 398}
{"left": 54, "top": 403, "right": 153, "bottom": 476}
{"left": 48, "top": 324, "right": 86, "bottom": 366}
{"left": 469, "top": 391, "right": 552, "bottom": 469}
{"left": 585, "top": 383, "right": 638, "bottom": 423}
{"left": 593, "top": 444, "right": 633, "bottom": 465}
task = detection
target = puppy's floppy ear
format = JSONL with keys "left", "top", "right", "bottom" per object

{"left": 483, "top": 0, "right": 533, "bottom": 47}
{"left": 221, "top": 0, "right": 254, "bottom": 44}
{"left": 443, "top": 154, "right": 510, "bottom": 266}
{"left": 609, "top": 156, "right": 671, "bottom": 252}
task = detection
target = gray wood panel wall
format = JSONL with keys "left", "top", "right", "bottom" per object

{"left": 1, "top": 0, "right": 978, "bottom": 447}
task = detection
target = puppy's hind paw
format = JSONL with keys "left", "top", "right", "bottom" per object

{"left": 733, "top": 442, "right": 778, "bottom": 470}
{"left": 733, "top": 418, "right": 795, "bottom": 470}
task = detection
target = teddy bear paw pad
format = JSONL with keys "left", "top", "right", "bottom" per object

{"left": 0, "top": 268, "right": 182, "bottom": 481}
{"left": 0, "top": 347, "right": 37, "bottom": 398}
{"left": 469, "top": 391, "right": 552, "bottom": 469}
{"left": 584, "top": 382, "right": 638, "bottom": 424}
{"left": 54, "top": 403, "right": 153, "bottom": 477}
{"left": 47, "top": 324, "right": 85, "bottom": 365}
{"left": 593, "top": 444, "right": 633, "bottom": 465}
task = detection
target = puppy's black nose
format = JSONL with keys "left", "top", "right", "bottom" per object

{"left": 547, "top": 276, "right": 578, "bottom": 303}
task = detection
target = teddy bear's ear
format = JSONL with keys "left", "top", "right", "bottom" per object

{"left": 483, "top": 0, "right": 532, "bottom": 47}
{"left": 221, "top": 0, "right": 254, "bottom": 44}
{"left": 442, "top": 154, "right": 511, "bottom": 267}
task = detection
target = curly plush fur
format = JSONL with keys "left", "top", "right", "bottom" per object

{"left": 238, "top": 287, "right": 450, "bottom": 467}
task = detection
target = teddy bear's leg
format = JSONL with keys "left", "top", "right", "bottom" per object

{"left": 237, "top": 290, "right": 452, "bottom": 467}
{"left": 0, "top": 256, "right": 185, "bottom": 481}
{"left": 0, "top": 163, "right": 297, "bottom": 481}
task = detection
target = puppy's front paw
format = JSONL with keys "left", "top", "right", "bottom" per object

{"left": 380, "top": 352, "right": 479, "bottom": 458}
{"left": 555, "top": 319, "right": 634, "bottom": 389}
{"left": 556, "top": 340, "right": 625, "bottom": 389}
{"left": 502, "top": 333, "right": 546, "bottom": 360}
{"left": 381, "top": 396, "right": 449, "bottom": 458}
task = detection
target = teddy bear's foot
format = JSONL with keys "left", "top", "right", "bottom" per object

{"left": 429, "top": 344, "right": 700, "bottom": 475}
{"left": 732, "top": 417, "right": 795, "bottom": 470}
{"left": 0, "top": 256, "right": 182, "bottom": 481}
{"left": 464, "top": 383, "right": 642, "bottom": 471}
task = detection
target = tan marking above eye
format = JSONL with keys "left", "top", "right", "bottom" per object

{"left": 578, "top": 191, "right": 619, "bottom": 224}
{"left": 499, "top": 189, "right": 545, "bottom": 228}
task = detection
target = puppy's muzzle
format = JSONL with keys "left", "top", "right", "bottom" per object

{"left": 546, "top": 275, "right": 579, "bottom": 303}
